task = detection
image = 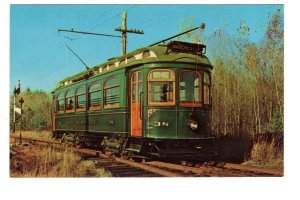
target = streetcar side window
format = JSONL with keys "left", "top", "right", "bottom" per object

{"left": 104, "top": 76, "right": 120, "bottom": 108}
{"left": 203, "top": 71, "right": 211, "bottom": 105}
{"left": 88, "top": 82, "right": 102, "bottom": 110}
{"left": 148, "top": 69, "right": 175, "bottom": 106}
{"left": 180, "top": 71, "right": 202, "bottom": 106}
{"left": 65, "top": 89, "right": 75, "bottom": 112}
{"left": 56, "top": 92, "right": 65, "bottom": 113}
{"left": 76, "top": 86, "right": 86, "bottom": 111}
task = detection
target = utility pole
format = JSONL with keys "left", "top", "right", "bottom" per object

{"left": 58, "top": 10, "right": 144, "bottom": 57}
{"left": 115, "top": 11, "right": 144, "bottom": 55}
{"left": 121, "top": 11, "right": 127, "bottom": 55}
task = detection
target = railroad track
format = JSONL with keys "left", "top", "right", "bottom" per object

{"left": 145, "top": 161, "right": 283, "bottom": 177}
{"left": 10, "top": 135, "right": 283, "bottom": 177}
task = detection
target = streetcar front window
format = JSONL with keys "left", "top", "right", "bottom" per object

{"left": 148, "top": 69, "right": 175, "bottom": 106}
{"left": 180, "top": 70, "right": 202, "bottom": 106}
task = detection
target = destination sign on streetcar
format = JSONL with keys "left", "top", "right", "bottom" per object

{"left": 167, "top": 41, "right": 206, "bottom": 54}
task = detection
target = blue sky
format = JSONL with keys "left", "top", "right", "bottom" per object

{"left": 10, "top": 4, "right": 283, "bottom": 93}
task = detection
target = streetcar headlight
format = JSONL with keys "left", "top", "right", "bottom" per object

{"left": 189, "top": 120, "right": 198, "bottom": 131}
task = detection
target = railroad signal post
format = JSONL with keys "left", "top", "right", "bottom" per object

{"left": 18, "top": 97, "right": 24, "bottom": 145}
{"left": 13, "top": 80, "right": 24, "bottom": 144}
{"left": 13, "top": 80, "right": 21, "bottom": 134}
{"left": 13, "top": 92, "right": 16, "bottom": 134}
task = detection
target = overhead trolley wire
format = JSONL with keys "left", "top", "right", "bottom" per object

{"left": 89, "top": 6, "right": 114, "bottom": 25}
{"left": 88, "top": 5, "right": 136, "bottom": 31}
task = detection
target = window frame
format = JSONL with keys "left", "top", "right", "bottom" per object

{"left": 147, "top": 69, "right": 175, "bottom": 106}
{"left": 88, "top": 81, "right": 102, "bottom": 110}
{"left": 75, "top": 86, "right": 86, "bottom": 112}
{"left": 131, "top": 71, "right": 143, "bottom": 104}
{"left": 65, "top": 89, "right": 75, "bottom": 113}
{"left": 179, "top": 70, "right": 203, "bottom": 107}
{"left": 56, "top": 92, "right": 65, "bottom": 114}
{"left": 104, "top": 76, "right": 120, "bottom": 109}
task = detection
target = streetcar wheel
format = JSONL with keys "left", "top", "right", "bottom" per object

{"left": 194, "top": 162, "right": 204, "bottom": 168}
{"left": 214, "top": 161, "right": 226, "bottom": 168}
{"left": 186, "top": 161, "right": 194, "bottom": 167}
{"left": 122, "top": 151, "right": 133, "bottom": 160}
{"left": 60, "top": 133, "right": 66, "bottom": 143}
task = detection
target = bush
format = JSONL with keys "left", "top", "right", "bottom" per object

{"left": 245, "top": 139, "right": 283, "bottom": 169}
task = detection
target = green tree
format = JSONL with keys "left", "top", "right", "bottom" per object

{"left": 10, "top": 88, "right": 52, "bottom": 131}
{"left": 179, "top": 9, "right": 284, "bottom": 136}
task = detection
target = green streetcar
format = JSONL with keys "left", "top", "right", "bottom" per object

{"left": 51, "top": 39, "right": 217, "bottom": 162}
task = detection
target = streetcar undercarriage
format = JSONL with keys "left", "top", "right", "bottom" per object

{"left": 52, "top": 131, "right": 219, "bottom": 164}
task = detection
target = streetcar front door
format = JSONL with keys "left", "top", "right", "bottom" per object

{"left": 130, "top": 71, "right": 143, "bottom": 136}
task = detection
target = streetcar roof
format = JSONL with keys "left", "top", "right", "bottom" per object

{"left": 54, "top": 42, "right": 213, "bottom": 91}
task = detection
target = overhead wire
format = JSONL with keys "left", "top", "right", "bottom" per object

{"left": 88, "top": 6, "right": 114, "bottom": 25}
{"left": 59, "top": 6, "right": 135, "bottom": 42}
{"left": 30, "top": 7, "right": 188, "bottom": 81}
{"left": 13, "top": 5, "right": 205, "bottom": 92}
{"left": 13, "top": 34, "right": 77, "bottom": 81}
{"left": 15, "top": 5, "right": 191, "bottom": 78}
{"left": 86, "top": 5, "right": 137, "bottom": 32}
{"left": 12, "top": 6, "right": 142, "bottom": 91}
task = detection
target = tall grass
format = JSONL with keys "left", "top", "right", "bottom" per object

{"left": 10, "top": 145, "right": 111, "bottom": 177}
{"left": 10, "top": 130, "right": 52, "bottom": 141}
{"left": 214, "top": 133, "right": 283, "bottom": 169}
{"left": 244, "top": 139, "right": 283, "bottom": 169}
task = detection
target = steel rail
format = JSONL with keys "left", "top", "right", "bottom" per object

{"left": 10, "top": 135, "right": 186, "bottom": 177}
{"left": 10, "top": 135, "right": 283, "bottom": 177}
{"left": 146, "top": 161, "right": 283, "bottom": 177}
{"left": 145, "top": 161, "right": 243, "bottom": 177}
{"left": 74, "top": 149, "right": 187, "bottom": 177}
{"left": 146, "top": 161, "right": 215, "bottom": 176}
{"left": 223, "top": 163, "right": 283, "bottom": 176}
